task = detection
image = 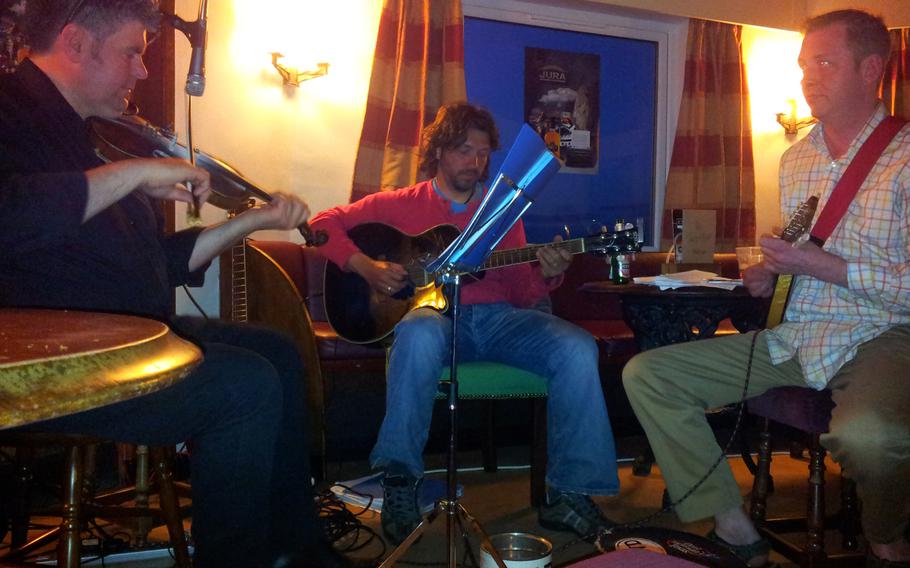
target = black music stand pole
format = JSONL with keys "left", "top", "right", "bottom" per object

{"left": 379, "top": 270, "right": 507, "bottom": 568}
{"left": 380, "top": 124, "right": 561, "bottom": 567}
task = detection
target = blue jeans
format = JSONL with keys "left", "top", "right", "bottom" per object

{"left": 30, "top": 318, "right": 317, "bottom": 568}
{"left": 371, "top": 303, "right": 620, "bottom": 496}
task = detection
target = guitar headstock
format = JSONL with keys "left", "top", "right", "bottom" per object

{"left": 780, "top": 196, "right": 819, "bottom": 244}
{"left": 585, "top": 227, "right": 642, "bottom": 255}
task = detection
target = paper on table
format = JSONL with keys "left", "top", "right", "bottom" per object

{"left": 633, "top": 270, "right": 741, "bottom": 291}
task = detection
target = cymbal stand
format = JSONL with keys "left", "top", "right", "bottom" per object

{"left": 379, "top": 273, "right": 506, "bottom": 568}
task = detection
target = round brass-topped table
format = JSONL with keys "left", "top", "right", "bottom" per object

{"left": 0, "top": 309, "right": 203, "bottom": 429}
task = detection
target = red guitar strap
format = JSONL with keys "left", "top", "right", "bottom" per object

{"left": 809, "top": 116, "right": 907, "bottom": 246}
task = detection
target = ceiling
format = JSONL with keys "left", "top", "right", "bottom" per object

{"left": 583, "top": 0, "right": 910, "bottom": 30}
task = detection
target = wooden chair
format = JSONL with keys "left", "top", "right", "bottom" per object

{"left": 0, "top": 435, "right": 190, "bottom": 567}
{"left": 437, "top": 362, "right": 548, "bottom": 507}
{"left": 746, "top": 386, "right": 863, "bottom": 568}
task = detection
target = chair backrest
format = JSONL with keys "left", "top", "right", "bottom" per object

{"left": 248, "top": 240, "right": 329, "bottom": 322}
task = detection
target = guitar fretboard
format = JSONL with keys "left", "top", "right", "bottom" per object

{"left": 231, "top": 241, "right": 248, "bottom": 323}
{"left": 481, "top": 239, "right": 586, "bottom": 270}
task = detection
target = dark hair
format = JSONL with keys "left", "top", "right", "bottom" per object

{"left": 24, "top": 0, "right": 160, "bottom": 54}
{"left": 804, "top": 9, "right": 891, "bottom": 66}
{"left": 418, "top": 102, "right": 500, "bottom": 179}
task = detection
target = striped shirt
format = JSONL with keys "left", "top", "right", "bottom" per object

{"left": 767, "top": 104, "right": 910, "bottom": 389}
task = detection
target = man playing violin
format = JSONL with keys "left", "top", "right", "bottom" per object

{"left": 0, "top": 1, "right": 345, "bottom": 566}
{"left": 623, "top": 10, "right": 910, "bottom": 567}
{"left": 309, "top": 102, "right": 620, "bottom": 545}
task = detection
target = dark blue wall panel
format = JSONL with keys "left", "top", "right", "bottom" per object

{"left": 465, "top": 16, "right": 657, "bottom": 244}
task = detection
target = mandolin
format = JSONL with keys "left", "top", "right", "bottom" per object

{"left": 764, "top": 196, "right": 819, "bottom": 328}
{"left": 324, "top": 222, "right": 640, "bottom": 344}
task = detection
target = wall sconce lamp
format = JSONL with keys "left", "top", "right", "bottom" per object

{"left": 776, "top": 99, "right": 817, "bottom": 135}
{"left": 270, "top": 52, "right": 329, "bottom": 86}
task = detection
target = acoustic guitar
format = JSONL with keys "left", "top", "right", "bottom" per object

{"left": 219, "top": 209, "right": 327, "bottom": 461}
{"left": 764, "top": 196, "right": 819, "bottom": 328}
{"left": 324, "top": 222, "right": 640, "bottom": 344}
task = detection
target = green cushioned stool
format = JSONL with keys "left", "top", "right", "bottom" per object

{"left": 437, "top": 362, "right": 548, "bottom": 507}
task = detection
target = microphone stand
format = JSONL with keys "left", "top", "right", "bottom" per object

{"left": 167, "top": 1, "right": 207, "bottom": 220}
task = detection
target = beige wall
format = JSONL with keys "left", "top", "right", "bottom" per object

{"left": 173, "top": 0, "right": 383, "bottom": 237}
{"left": 741, "top": 26, "right": 811, "bottom": 240}
{"left": 173, "top": 0, "right": 383, "bottom": 315}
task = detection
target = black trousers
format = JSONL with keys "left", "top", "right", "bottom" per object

{"left": 35, "top": 317, "right": 317, "bottom": 567}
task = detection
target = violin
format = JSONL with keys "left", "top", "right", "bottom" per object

{"left": 88, "top": 114, "right": 327, "bottom": 247}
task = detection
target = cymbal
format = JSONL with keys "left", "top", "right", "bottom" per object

{"left": 0, "top": 309, "right": 202, "bottom": 430}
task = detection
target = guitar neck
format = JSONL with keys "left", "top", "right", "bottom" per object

{"left": 763, "top": 196, "right": 818, "bottom": 328}
{"left": 230, "top": 240, "right": 249, "bottom": 323}
{"left": 480, "top": 238, "right": 586, "bottom": 271}
{"left": 765, "top": 274, "right": 793, "bottom": 328}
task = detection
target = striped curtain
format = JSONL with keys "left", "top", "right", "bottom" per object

{"left": 883, "top": 28, "right": 910, "bottom": 119}
{"left": 662, "top": 19, "right": 756, "bottom": 251}
{"left": 349, "top": 0, "right": 466, "bottom": 203}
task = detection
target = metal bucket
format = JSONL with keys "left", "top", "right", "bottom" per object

{"left": 480, "top": 532, "right": 553, "bottom": 568}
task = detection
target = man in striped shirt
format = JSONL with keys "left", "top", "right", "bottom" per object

{"left": 623, "top": 9, "right": 910, "bottom": 567}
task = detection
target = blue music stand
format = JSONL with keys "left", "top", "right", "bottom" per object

{"left": 380, "top": 124, "right": 561, "bottom": 568}
{"left": 427, "top": 124, "right": 562, "bottom": 276}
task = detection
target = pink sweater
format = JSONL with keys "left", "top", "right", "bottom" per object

{"left": 309, "top": 180, "right": 561, "bottom": 308}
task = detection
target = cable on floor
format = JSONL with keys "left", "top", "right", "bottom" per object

{"left": 317, "top": 488, "right": 387, "bottom": 564}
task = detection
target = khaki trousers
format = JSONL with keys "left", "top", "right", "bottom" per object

{"left": 622, "top": 326, "right": 910, "bottom": 544}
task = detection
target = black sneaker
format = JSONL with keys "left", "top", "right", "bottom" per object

{"left": 538, "top": 491, "right": 615, "bottom": 539}
{"left": 380, "top": 473, "right": 423, "bottom": 545}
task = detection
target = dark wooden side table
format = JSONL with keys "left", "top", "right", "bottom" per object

{"left": 580, "top": 281, "right": 768, "bottom": 351}
{"left": 580, "top": 282, "right": 769, "bottom": 477}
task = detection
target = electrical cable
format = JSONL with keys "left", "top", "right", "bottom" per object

{"left": 556, "top": 330, "right": 763, "bottom": 553}
{"left": 180, "top": 284, "right": 210, "bottom": 320}
{"left": 317, "top": 488, "right": 387, "bottom": 564}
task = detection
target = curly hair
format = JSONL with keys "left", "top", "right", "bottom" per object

{"left": 418, "top": 102, "right": 500, "bottom": 180}
{"left": 804, "top": 10, "right": 891, "bottom": 67}
{"left": 24, "top": 0, "right": 160, "bottom": 54}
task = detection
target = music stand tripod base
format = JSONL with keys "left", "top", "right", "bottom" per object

{"left": 378, "top": 499, "right": 507, "bottom": 567}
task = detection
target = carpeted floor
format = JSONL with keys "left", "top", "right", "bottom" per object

{"left": 2, "top": 445, "right": 867, "bottom": 567}
{"left": 326, "top": 447, "right": 863, "bottom": 567}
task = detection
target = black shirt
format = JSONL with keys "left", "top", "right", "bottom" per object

{"left": 0, "top": 60, "right": 204, "bottom": 319}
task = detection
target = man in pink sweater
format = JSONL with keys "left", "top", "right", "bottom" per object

{"left": 310, "top": 103, "right": 619, "bottom": 544}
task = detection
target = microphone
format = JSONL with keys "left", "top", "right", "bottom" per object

{"left": 185, "top": 0, "right": 207, "bottom": 96}
{"left": 170, "top": 0, "right": 208, "bottom": 97}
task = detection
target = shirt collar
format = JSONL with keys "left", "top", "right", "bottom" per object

{"left": 807, "top": 102, "right": 889, "bottom": 161}
{"left": 431, "top": 177, "right": 480, "bottom": 213}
